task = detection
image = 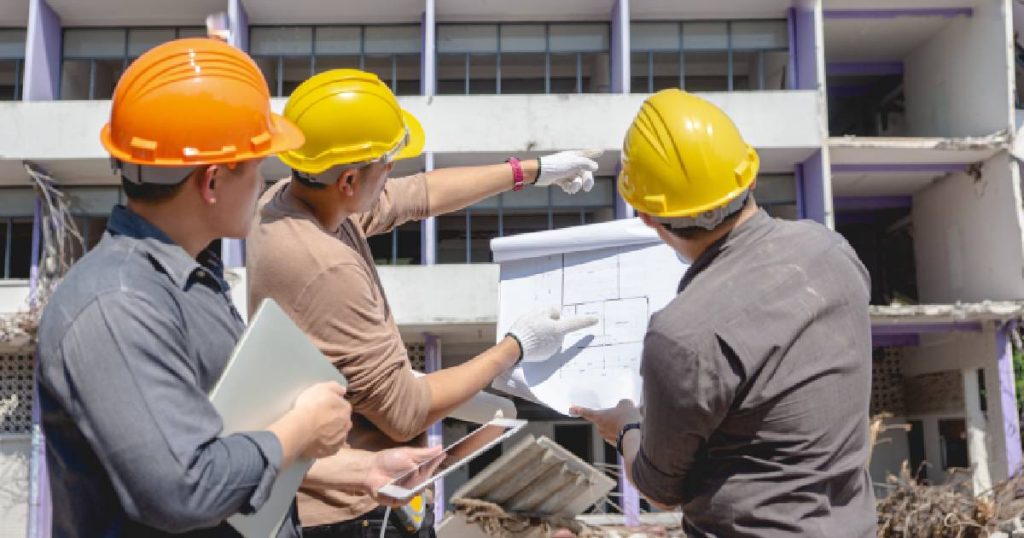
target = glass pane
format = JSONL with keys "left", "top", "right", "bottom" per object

{"left": 363, "top": 55, "right": 395, "bottom": 90}
{"left": 630, "top": 51, "right": 650, "bottom": 93}
{"left": 630, "top": 22, "right": 679, "bottom": 51}
{"left": 395, "top": 221, "right": 421, "bottom": 265}
{"left": 127, "top": 28, "right": 175, "bottom": 57}
{"left": 0, "top": 221, "right": 6, "bottom": 277}
{"left": 500, "top": 52, "right": 545, "bottom": 94}
{"left": 436, "top": 54, "right": 467, "bottom": 94}
{"left": 281, "top": 56, "right": 312, "bottom": 96}
{"left": 437, "top": 25, "right": 498, "bottom": 54}
{"left": 756, "top": 175, "right": 796, "bottom": 204}
{"left": 549, "top": 53, "right": 578, "bottom": 93}
{"left": 682, "top": 22, "right": 728, "bottom": 51}
{"left": 500, "top": 24, "right": 545, "bottom": 53}
{"left": 250, "top": 26, "right": 313, "bottom": 56}
{"left": 91, "top": 59, "right": 124, "bottom": 99}
{"left": 468, "top": 54, "right": 497, "bottom": 94}
{"left": 254, "top": 56, "right": 279, "bottom": 95}
{"left": 468, "top": 213, "right": 499, "bottom": 262}
{"left": 0, "top": 60, "right": 20, "bottom": 100}
{"left": 652, "top": 51, "right": 680, "bottom": 92}
{"left": 176, "top": 27, "right": 207, "bottom": 39}
{"left": 503, "top": 185, "right": 549, "bottom": 208}
{"left": 60, "top": 59, "right": 92, "bottom": 99}
{"left": 0, "top": 189, "right": 34, "bottom": 217}
{"left": 394, "top": 54, "right": 421, "bottom": 95}
{"left": 682, "top": 51, "right": 728, "bottom": 91}
{"left": 9, "top": 219, "right": 33, "bottom": 279}
{"left": 315, "top": 26, "right": 361, "bottom": 54}
{"left": 0, "top": 29, "right": 26, "bottom": 59}
{"left": 582, "top": 52, "right": 610, "bottom": 93}
{"left": 731, "top": 20, "right": 788, "bottom": 50}
{"left": 764, "top": 50, "right": 788, "bottom": 90}
{"left": 549, "top": 24, "right": 608, "bottom": 52}
{"left": 63, "top": 29, "right": 126, "bottom": 58}
{"left": 314, "top": 54, "right": 361, "bottom": 73}
{"left": 365, "top": 25, "right": 420, "bottom": 54}
{"left": 732, "top": 50, "right": 756, "bottom": 90}
{"left": 502, "top": 212, "right": 551, "bottom": 235}
{"left": 436, "top": 213, "right": 469, "bottom": 263}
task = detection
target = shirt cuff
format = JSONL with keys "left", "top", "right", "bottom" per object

{"left": 237, "top": 430, "right": 284, "bottom": 513}
{"left": 632, "top": 446, "right": 687, "bottom": 506}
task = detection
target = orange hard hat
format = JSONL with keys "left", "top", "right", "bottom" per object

{"left": 100, "top": 38, "right": 303, "bottom": 166}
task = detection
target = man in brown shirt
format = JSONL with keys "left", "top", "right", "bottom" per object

{"left": 247, "top": 69, "right": 598, "bottom": 536}
{"left": 573, "top": 90, "right": 876, "bottom": 536}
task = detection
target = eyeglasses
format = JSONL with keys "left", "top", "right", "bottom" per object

{"left": 294, "top": 129, "right": 409, "bottom": 186}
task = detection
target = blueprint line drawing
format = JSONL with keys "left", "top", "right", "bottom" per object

{"left": 491, "top": 219, "right": 688, "bottom": 415}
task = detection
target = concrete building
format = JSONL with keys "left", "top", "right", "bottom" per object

{"left": 0, "top": 0, "right": 1022, "bottom": 535}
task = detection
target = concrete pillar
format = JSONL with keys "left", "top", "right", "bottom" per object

{"left": 221, "top": 0, "right": 250, "bottom": 268}
{"left": 609, "top": 0, "right": 630, "bottom": 94}
{"left": 421, "top": 0, "right": 435, "bottom": 97}
{"left": 963, "top": 368, "right": 994, "bottom": 494}
{"left": 997, "top": 323, "right": 1023, "bottom": 477}
{"left": 23, "top": 0, "right": 61, "bottom": 101}
{"left": 798, "top": 150, "right": 833, "bottom": 228}
{"left": 424, "top": 333, "right": 444, "bottom": 520}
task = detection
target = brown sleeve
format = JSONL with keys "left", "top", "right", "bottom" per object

{"left": 355, "top": 173, "right": 430, "bottom": 237}
{"left": 293, "top": 262, "right": 432, "bottom": 443}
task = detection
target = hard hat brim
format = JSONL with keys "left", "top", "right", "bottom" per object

{"left": 396, "top": 109, "right": 425, "bottom": 161}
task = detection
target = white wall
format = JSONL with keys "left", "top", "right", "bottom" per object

{"left": 0, "top": 282, "right": 29, "bottom": 316}
{"left": 0, "top": 436, "right": 29, "bottom": 538}
{"left": 912, "top": 153, "right": 1024, "bottom": 302}
{"left": 903, "top": 0, "right": 1014, "bottom": 137}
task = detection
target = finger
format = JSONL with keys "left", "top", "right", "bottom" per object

{"left": 563, "top": 176, "right": 582, "bottom": 194}
{"left": 542, "top": 305, "right": 561, "bottom": 320}
{"left": 580, "top": 148, "right": 604, "bottom": 160}
{"left": 569, "top": 405, "right": 594, "bottom": 419}
{"left": 581, "top": 171, "right": 595, "bottom": 192}
{"left": 558, "top": 314, "right": 599, "bottom": 333}
{"left": 326, "top": 382, "right": 347, "bottom": 397}
{"left": 408, "top": 446, "right": 444, "bottom": 462}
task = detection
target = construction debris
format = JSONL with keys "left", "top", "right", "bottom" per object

{"left": 870, "top": 302, "right": 1024, "bottom": 325}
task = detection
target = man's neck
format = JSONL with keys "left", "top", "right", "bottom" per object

{"left": 286, "top": 180, "right": 351, "bottom": 233}
{"left": 126, "top": 199, "right": 212, "bottom": 259}
{"left": 680, "top": 202, "right": 760, "bottom": 262}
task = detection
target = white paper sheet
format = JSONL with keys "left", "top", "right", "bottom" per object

{"left": 491, "top": 221, "right": 688, "bottom": 415}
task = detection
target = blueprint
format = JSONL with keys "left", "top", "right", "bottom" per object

{"left": 491, "top": 219, "right": 689, "bottom": 415}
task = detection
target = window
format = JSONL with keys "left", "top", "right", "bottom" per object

{"left": 60, "top": 27, "right": 203, "bottom": 99}
{"left": 250, "top": 25, "right": 422, "bottom": 97}
{"left": 0, "top": 29, "right": 25, "bottom": 100}
{"left": 0, "top": 188, "right": 35, "bottom": 278}
{"left": 938, "top": 418, "right": 969, "bottom": 470}
{"left": 630, "top": 20, "right": 789, "bottom": 93}
{"left": 366, "top": 221, "right": 422, "bottom": 265}
{"left": 437, "top": 177, "right": 616, "bottom": 263}
{"left": 437, "top": 23, "right": 610, "bottom": 95}
{"left": 756, "top": 174, "right": 798, "bottom": 220}
{"left": 64, "top": 187, "right": 121, "bottom": 262}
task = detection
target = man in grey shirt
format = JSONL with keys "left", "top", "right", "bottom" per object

{"left": 37, "top": 38, "right": 437, "bottom": 537}
{"left": 573, "top": 90, "right": 876, "bottom": 536}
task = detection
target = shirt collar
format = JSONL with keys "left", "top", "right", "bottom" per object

{"left": 677, "top": 209, "right": 775, "bottom": 293}
{"left": 106, "top": 205, "right": 219, "bottom": 290}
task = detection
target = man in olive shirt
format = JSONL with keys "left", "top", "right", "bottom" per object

{"left": 573, "top": 90, "right": 876, "bottom": 537}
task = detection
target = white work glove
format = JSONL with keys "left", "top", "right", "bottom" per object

{"left": 507, "top": 306, "right": 599, "bottom": 363}
{"left": 535, "top": 150, "right": 602, "bottom": 195}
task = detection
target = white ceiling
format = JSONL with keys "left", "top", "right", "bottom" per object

{"left": 823, "top": 0, "right": 978, "bottom": 8}
{"left": 824, "top": 16, "right": 955, "bottom": 62}
{"left": 243, "top": 0, "right": 425, "bottom": 25}
{"left": 831, "top": 170, "right": 940, "bottom": 196}
{"left": 0, "top": 0, "right": 29, "bottom": 26}
{"left": 48, "top": 0, "right": 223, "bottom": 26}
{"left": 828, "top": 138, "right": 999, "bottom": 165}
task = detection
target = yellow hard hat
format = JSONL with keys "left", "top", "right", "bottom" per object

{"left": 619, "top": 89, "right": 759, "bottom": 218}
{"left": 279, "top": 69, "right": 425, "bottom": 175}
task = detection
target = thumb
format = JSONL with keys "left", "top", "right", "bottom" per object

{"left": 407, "top": 446, "right": 444, "bottom": 463}
{"left": 557, "top": 314, "right": 599, "bottom": 334}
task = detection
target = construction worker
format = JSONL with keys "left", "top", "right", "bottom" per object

{"left": 246, "top": 69, "right": 598, "bottom": 536}
{"left": 36, "top": 40, "right": 439, "bottom": 538}
{"left": 572, "top": 90, "right": 877, "bottom": 537}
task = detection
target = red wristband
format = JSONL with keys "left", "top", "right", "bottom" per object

{"left": 507, "top": 157, "right": 525, "bottom": 192}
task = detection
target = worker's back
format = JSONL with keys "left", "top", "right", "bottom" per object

{"left": 643, "top": 210, "right": 876, "bottom": 537}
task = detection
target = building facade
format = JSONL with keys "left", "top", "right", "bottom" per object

{"left": 0, "top": 0, "right": 1023, "bottom": 535}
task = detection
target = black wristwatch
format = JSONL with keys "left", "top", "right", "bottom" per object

{"left": 616, "top": 422, "right": 642, "bottom": 456}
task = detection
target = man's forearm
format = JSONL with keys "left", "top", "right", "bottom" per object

{"left": 425, "top": 161, "right": 539, "bottom": 216}
{"left": 623, "top": 430, "right": 680, "bottom": 511}
{"left": 420, "top": 337, "right": 520, "bottom": 427}
{"left": 304, "top": 449, "right": 373, "bottom": 492}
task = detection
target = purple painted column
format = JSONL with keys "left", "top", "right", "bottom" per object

{"left": 619, "top": 455, "right": 640, "bottom": 526}
{"left": 786, "top": 8, "right": 797, "bottom": 90}
{"left": 791, "top": 5, "right": 820, "bottom": 91}
{"left": 221, "top": 0, "right": 250, "bottom": 269}
{"left": 421, "top": 153, "right": 436, "bottom": 265}
{"left": 793, "top": 163, "right": 806, "bottom": 219}
{"left": 799, "top": 150, "right": 828, "bottom": 225}
{"left": 23, "top": 0, "right": 61, "bottom": 101}
{"left": 27, "top": 197, "right": 52, "bottom": 538}
{"left": 997, "top": 323, "right": 1023, "bottom": 477}
{"left": 609, "top": 0, "right": 630, "bottom": 94}
{"left": 423, "top": 333, "right": 444, "bottom": 521}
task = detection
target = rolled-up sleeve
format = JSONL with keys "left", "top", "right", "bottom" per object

{"left": 57, "top": 291, "right": 282, "bottom": 533}
{"left": 632, "top": 330, "right": 741, "bottom": 505}
{"left": 355, "top": 173, "right": 430, "bottom": 237}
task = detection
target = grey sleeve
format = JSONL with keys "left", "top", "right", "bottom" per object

{"left": 57, "top": 292, "right": 283, "bottom": 533}
{"left": 632, "top": 331, "right": 741, "bottom": 505}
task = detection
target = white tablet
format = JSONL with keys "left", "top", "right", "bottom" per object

{"left": 376, "top": 418, "right": 527, "bottom": 500}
